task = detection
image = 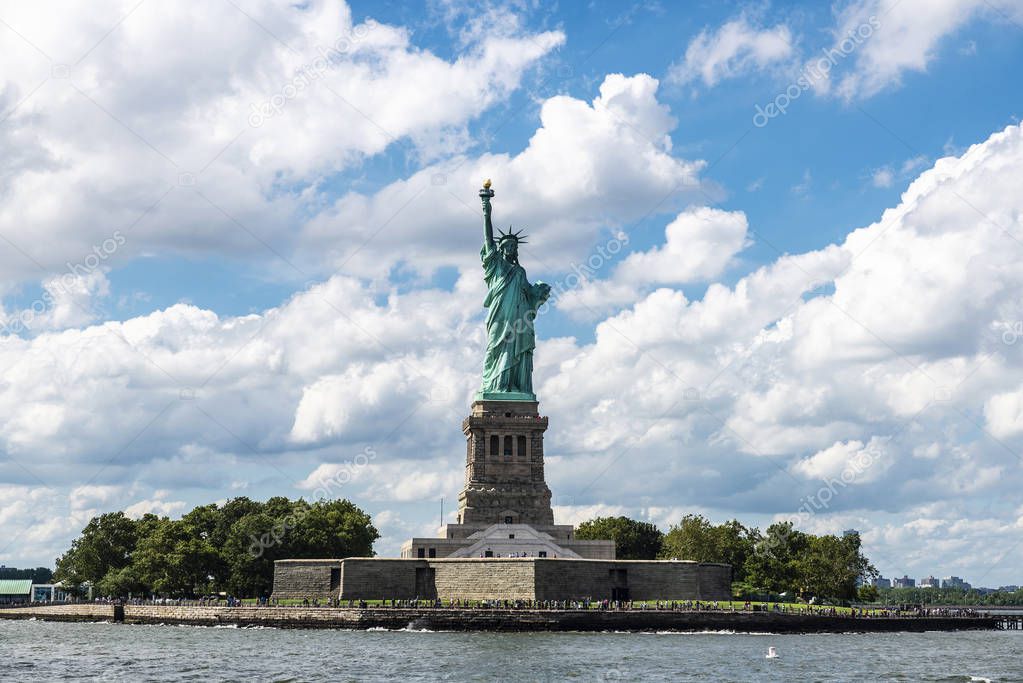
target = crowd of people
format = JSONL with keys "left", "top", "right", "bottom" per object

{"left": 261, "top": 598, "right": 985, "bottom": 617}
{"left": 41, "top": 596, "right": 980, "bottom": 618}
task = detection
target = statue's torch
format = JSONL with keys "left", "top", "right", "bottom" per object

{"left": 479, "top": 178, "right": 494, "bottom": 206}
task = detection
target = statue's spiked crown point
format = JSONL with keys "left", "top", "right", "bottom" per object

{"left": 497, "top": 227, "right": 527, "bottom": 245}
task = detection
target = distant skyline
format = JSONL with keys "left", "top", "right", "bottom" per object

{"left": 1, "top": 1, "right": 1023, "bottom": 583}
{"left": 876, "top": 573, "right": 1016, "bottom": 589}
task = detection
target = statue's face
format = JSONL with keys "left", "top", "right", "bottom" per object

{"left": 500, "top": 239, "right": 518, "bottom": 260}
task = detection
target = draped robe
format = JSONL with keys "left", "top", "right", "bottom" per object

{"left": 479, "top": 242, "right": 549, "bottom": 396}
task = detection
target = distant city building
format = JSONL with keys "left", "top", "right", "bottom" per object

{"left": 842, "top": 529, "right": 859, "bottom": 538}
{"left": 919, "top": 576, "right": 940, "bottom": 588}
{"left": 999, "top": 585, "right": 1020, "bottom": 592}
{"left": 872, "top": 576, "right": 891, "bottom": 589}
{"left": 941, "top": 576, "right": 971, "bottom": 590}
{"left": 893, "top": 575, "right": 916, "bottom": 588}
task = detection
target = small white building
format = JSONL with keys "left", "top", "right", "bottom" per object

{"left": 30, "top": 582, "right": 75, "bottom": 602}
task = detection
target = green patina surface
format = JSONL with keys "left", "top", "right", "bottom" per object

{"left": 476, "top": 181, "right": 550, "bottom": 402}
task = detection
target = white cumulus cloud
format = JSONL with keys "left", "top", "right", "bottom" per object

{"left": 668, "top": 15, "right": 795, "bottom": 87}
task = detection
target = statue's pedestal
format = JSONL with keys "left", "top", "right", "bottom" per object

{"left": 399, "top": 399, "right": 615, "bottom": 561}
{"left": 458, "top": 399, "right": 553, "bottom": 528}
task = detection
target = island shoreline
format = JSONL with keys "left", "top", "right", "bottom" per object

{"left": 0, "top": 604, "right": 1004, "bottom": 633}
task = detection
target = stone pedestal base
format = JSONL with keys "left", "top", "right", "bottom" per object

{"left": 458, "top": 399, "right": 554, "bottom": 527}
{"left": 398, "top": 398, "right": 614, "bottom": 565}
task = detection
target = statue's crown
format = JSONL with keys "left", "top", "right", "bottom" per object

{"left": 498, "top": 227, "right": 527, "bottom": 245}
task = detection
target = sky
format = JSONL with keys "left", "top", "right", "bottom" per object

{"left": 1, "top": 0, "right": 1022, "bottom": 586}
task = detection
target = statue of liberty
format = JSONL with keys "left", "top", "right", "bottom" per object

{"left": 476, "top": 180, "right": 550, "bottom": 400}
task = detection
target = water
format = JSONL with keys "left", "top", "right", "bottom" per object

{"left": 1, "top": 619, "right": 1020, "bottom": 682}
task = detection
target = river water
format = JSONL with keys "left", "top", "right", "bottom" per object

{"left": 1, "top": 619, "right": 1020, "bottom": 682}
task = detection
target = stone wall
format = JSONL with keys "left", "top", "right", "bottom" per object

{"left": 0, "top": 604, "right": 114, "bottom": 621}
{"left": 560, "top": 539, "right": 616, "bottom": 560}
{"left": 122, "top": 605, "right": 360, "bottom": 628}
{"left": 335, "top": 558, "right": 538, "bottom": 600}
{"left": 531, "top": 560, "right": 729, "bottom": 601}
{"left": 275, "top": 557, "right": 732, "bottom": 601}
{"left": 0, "top": 604, "right": 1001, "bottom": 632}
{"left": 338, "top": 559, "right": 424, "bottom": 600}
{"left": 271, "top": 559, "right": 339, "bottom": 600}
{"left": 626, "top": 561, "right": 732, "bottom": 601}
{"left": 432, "top": 559, "right": 536, "bottom": 600}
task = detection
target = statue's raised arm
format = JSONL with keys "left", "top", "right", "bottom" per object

{"left": 480, "top": 179, "right": 495, "bottom": 251}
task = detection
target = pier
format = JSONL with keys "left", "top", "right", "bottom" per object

{"left": 997, "top": 615, "right": 1023, "bottom": 630}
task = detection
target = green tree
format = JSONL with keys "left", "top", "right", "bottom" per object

{"left": 659, "top": 514, "right": 717, "bottom": 561}
{"left": 132, "top": 519, "right": 220, "bottom": 598}
{"left": 56, "top": 496, "right": 382, "bottom": 598}
{"left": 878, "top": 586, "right": 1023, "bottom": 606}
{"left": 858, "top": 583, "right": 880, "bottom": 602}
{"left": 660, "top": 515, "right": 759, "bottom": 582}
{"left": 180, "top": 504, "right": 228, "bottom": 586}
{"left": 286, "top": 499, "right": 379, "bottom": 559}
{"left": 95, "top": 563, "right": 148, "bottom": 598}
{"left": 742, "top": 522, "right": 809, "bottom": 594}
{"left": 709, "top": 519, "right": 758, "bottom": 583}
{"left": 741, "top": 525, "right": 875, "bottom": 600}
{"left": 222, "top": 511, "right": 281, "bottom": 597}
{"left": 213, "top": 497, "right": 265, "bottom": 548}
{"left": 54, "top": 512, "right": 140, "bottom": 587}
{"left": 575, "top": 516, "right": 664, "bottom": 559}
{"left": 797, "top": 534, "right": 864, "bottom": 599}
{"left": 0, "top": 566, "right": 53, "bottom": 583}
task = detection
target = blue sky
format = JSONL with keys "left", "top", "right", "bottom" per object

{"left": 11, "top": 0, "right": 1015, "bottom": 336}
{"left": 2, "top": 0, "right": 1023, "bottom": 586}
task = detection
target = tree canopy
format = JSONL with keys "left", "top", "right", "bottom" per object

{"left": 660, "top": 515, "right": 759, "bottom": 583}
{"left": 577, "top": 512, "right": 876, "bottom": 599}
{"left": 575, "top": 516, "right": 664, "bottom": 559}
{"left": 0, "top": 566, "right": 54, "bottom": 583}
{"left": 657, "top": 514, "right": 875, "bottom": 601}
{"left": 54, "top": 497, "right": 378, "bottom": 598}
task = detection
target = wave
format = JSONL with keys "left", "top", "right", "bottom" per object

{"left": 647, "top": 630, "right": 780, "bottom": 636}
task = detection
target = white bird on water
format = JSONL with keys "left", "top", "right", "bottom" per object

{"left": 766, "top": 646, "right": 779, "bottom": 659}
